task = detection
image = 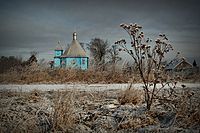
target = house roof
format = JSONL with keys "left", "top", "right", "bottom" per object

{"left": 165, "top": 58, "right": 193, "bottom": 70}
{"left": 174, "top": 59, "right": 193, "bottom": 70}
{"left": 62, "top": 32, "right": 87, "bottom": 57}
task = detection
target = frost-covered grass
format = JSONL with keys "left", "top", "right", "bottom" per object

{"left": 0, "top": 87, "right": 200, "bottom": 132}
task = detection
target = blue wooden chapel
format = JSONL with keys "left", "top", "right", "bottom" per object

{"left": 53, "top": 32, "right": 89, "bottom": 70}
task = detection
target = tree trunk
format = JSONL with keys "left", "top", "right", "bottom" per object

{"left": 145, "top": 91, "right": 152, "bottom": 110}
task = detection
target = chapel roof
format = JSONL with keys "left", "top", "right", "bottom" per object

{"left": 62, "top": 32, "right": 87, "bottom": 57}
{"left": 55, "top": 41, "right": 63, "bottom": 50}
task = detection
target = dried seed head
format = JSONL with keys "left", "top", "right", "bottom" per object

{"left": 120, "top": 23, "right": 125, "bottom": 27}
{"left": 147, "top": 54, "right": 152, "bottom": 58}
{"left": 137, "top": 25, "right": 142, "bottom": 29}
{"left": 155, "top": 38, "right": 161, "bottom": 43}
{"left": 131, "top": 31, "right": 135, "bottom": 35}
{"left": 146, "top": 45, "right": 151, "bottom": 49}
{"left": 164, "top": 36, "right": 168, "bottom": 40}
{"left": 141, "top": 44, "right": 146, "bottom": 49}
{"left": 131, "top": 44, "right": 135, "bottom": 47}
{"left": 159, "top": 33, "right": 163, "bottom": 37}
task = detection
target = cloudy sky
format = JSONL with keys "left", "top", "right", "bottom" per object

{"left": 0, "top": 0, "right": 200, "bottom": 61}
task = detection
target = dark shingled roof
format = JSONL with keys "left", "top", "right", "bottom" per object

{"left": 165, "top": 58, "right": 193, "bottom": 70}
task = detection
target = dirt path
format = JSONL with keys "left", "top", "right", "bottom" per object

{"left": 0, "top": 83, "right": 200, "bottom": 92}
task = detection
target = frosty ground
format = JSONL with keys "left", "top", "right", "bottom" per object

{"left": 0, "top": 83, "right": 200, "bottom": 132}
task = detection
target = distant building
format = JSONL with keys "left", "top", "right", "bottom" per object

{"left": 53, "top": 32, "right": 89, "bottom": 70}
{"left": 165, "top": 58, "right": 199, "bottom": 75}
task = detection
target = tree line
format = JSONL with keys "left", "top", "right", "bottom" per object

{"left": 0, "top": 53, "right": 37, "bottom": 74}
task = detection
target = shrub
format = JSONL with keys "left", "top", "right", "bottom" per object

{"left": 51, "top": 91, "right": 76, "bottom": 131}
{"left": 118, "top": 86, "right": 144, "bottom": 105}
{"left": 116, "top": 23, "right": 174, "bottom": 110}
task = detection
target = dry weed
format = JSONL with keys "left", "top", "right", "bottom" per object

{"left": 173, "top": 89, "right": 200, "bottom": 128}
{"left": 118, "top": 114, "right": 157, "bottom": 130}
{"left": 0, "top": 90, "right": 78, "bottom": 132}
{"left": 155, "top": 87, "right": 200, "bottom": 129}
{"left": 0, "top": 66, "right": 133, "bottom": 83}
{"left": 118, "top": 87, "right": 144, "bottom": 105}
{"left": 51, "top": 90, "right": 76, "bottom": 132}
{"left": 28, "top": 89, "right": 42, "bottom": 103}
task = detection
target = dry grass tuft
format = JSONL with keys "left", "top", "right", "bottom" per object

{"left": 173, "top": 89, "right": 200, "bottom": 128}
{"left": 51, "top": 91, "right": 76, "bottom": 132}
{"left": 28, "top": 89, "right": 42, "bottom": 103}
{"left": 0, "top": 90, "right": 78, "bottom": 132}
{"left": 118, "top": 87, "right": 144, "bottom": 105}
{"left": 118, "top": 115, "right": 157, "bottom": 130}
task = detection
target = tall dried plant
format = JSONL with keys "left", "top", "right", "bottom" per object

{"left": 115, "top": 23, "right": 174, "bottom": 110}
{"left": 51, "top": 91, "right": 76, "bottom": 131}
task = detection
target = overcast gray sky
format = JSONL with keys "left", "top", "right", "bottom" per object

{"left": 0, "top": 0, "right": 200, "bottom": 61}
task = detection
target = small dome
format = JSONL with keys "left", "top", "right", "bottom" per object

{"left": 73, "top": 32, "right": 77, "bottom": 40}
{"left": 55, "top": 41, "right": 63, "bottom": 50}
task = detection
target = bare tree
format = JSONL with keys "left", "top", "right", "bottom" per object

{"left": 88, "top": 38, "right": 109, "bottom": 71}
{"left": 107, "top": 45, "right": 121, "bottom": 72}
{"left": 115, "top": 23, "right": 174, "bottom": 110}
{"left": 22, "top": 51, "right": 38, "bottom": 67}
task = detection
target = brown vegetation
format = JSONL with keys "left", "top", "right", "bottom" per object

{"left": 51, "top": 91, "right": 76, "bottom": 131}
{"left": 1, "top": 87, "right": 199, "bottom": 132}
{"left": 118, "top": 86, "right": 144, "bottom": 105}
{"left": 116, "top": 23, "right": 178, "bottom": 110}
{"left": 0, "top": 64, "right": 135, "bottom": 84}
{"left": 0, "top": 90, "right": 77, "bottom": 132}
{"left": 0, "top": 60, "right": 199, "bottom": 84}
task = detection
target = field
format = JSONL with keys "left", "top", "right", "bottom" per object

{"left": 1, "top": 0, "right": 200, "bottom": 132}
{"left": 0, "top": 60, "right": 200, "bottom": 132}
{"left": 0, "top": 83, "right": 200, "bottom": 132}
